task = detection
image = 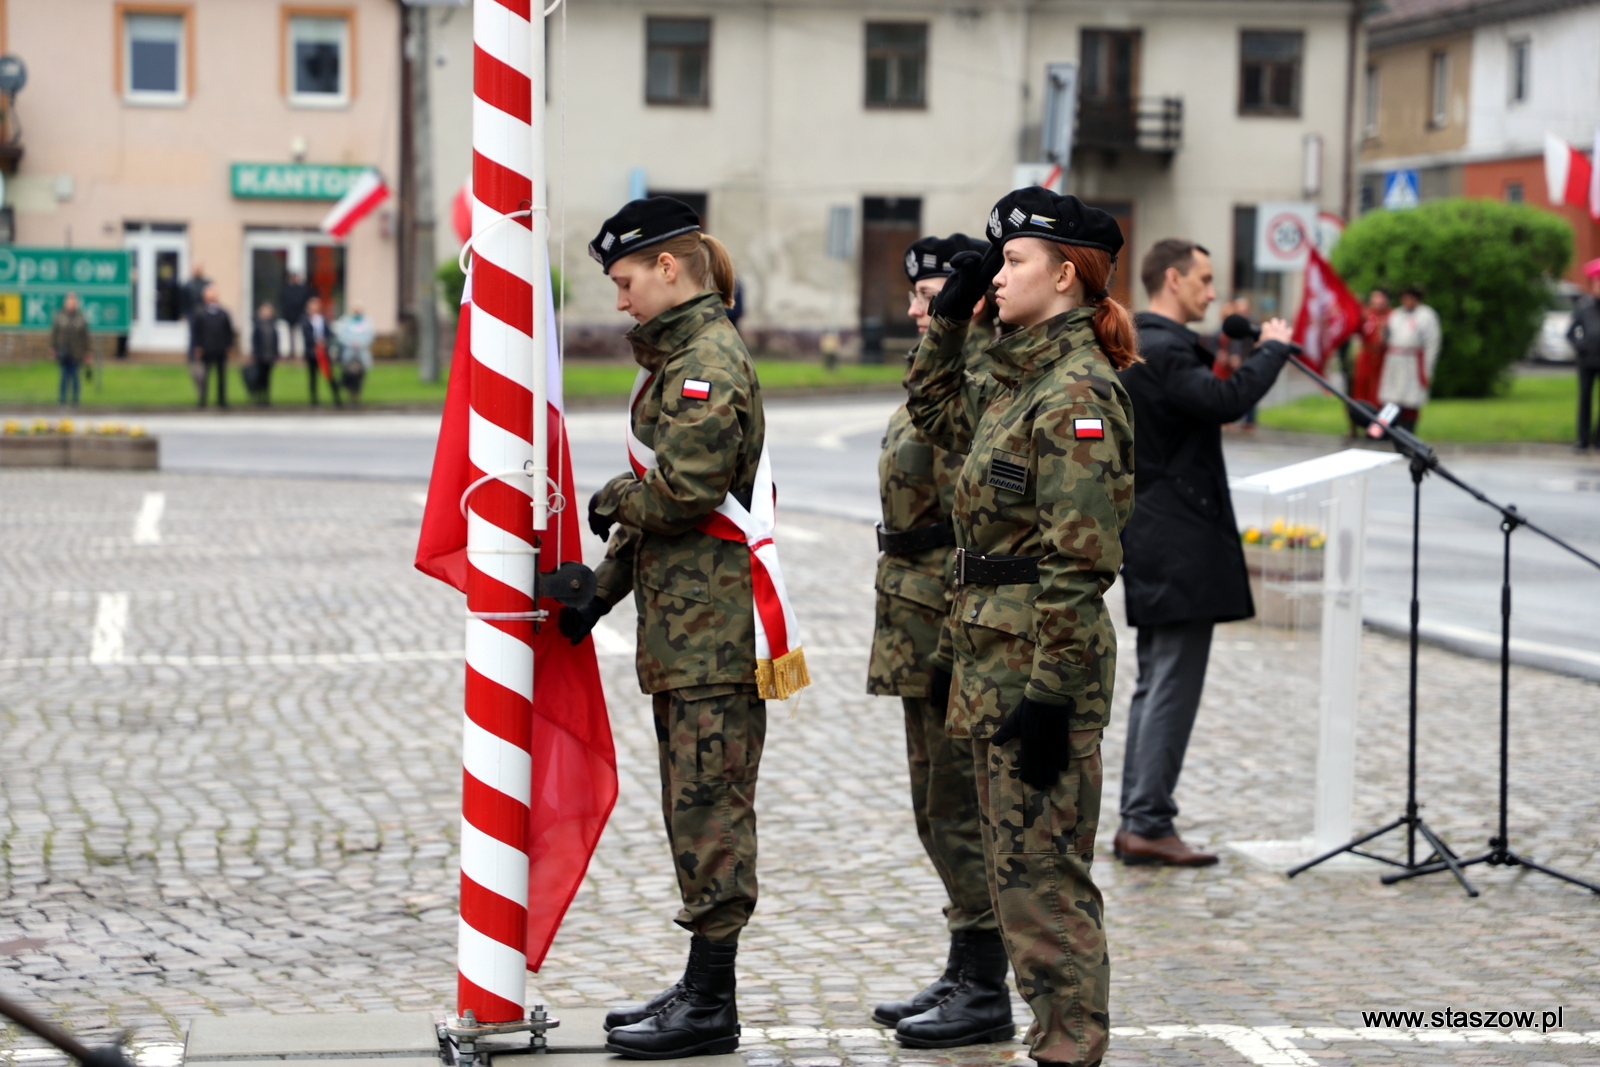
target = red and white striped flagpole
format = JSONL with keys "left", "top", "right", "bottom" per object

{"left": 458, "top": 0, "right": 547, "bottom": 1025}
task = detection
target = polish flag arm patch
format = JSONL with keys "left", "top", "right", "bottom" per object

{"left": 1073, "top": 418, "right": 1105, "bottom": 439}
{"left": 681, "top": 379, "right": 712, "bottom": 400}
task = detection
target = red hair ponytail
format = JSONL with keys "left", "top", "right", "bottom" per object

{"left": 1050, "top": 244, "right": 1141, "bottom": 369}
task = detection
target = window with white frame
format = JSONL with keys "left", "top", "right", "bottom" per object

{"left": 289, "top": 14, "right": 350, "bottom": 105}
{"left": 1428, "top": 50, "right": 1448, "bottom": 128}
{"left": 124, "top": 11, "right": 186, "bottom": 104}
{"left": 1508, "top": 38, "right": 1530, "bottom": 103}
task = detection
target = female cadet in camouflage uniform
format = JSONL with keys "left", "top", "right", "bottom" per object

{"left": 905, "top": 189, "right": 1138, "bottom": 1067}
{"left": 560, "top": 197, "right": 766, "bottom": 1060}
{"left": 868, "top": 233, "right": 1016, "bottom": 1049}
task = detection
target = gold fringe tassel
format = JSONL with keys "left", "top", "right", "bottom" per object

{"left": 755, "top": 646, "right": 812, "bottom": 701}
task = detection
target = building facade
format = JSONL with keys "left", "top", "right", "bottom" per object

{"left": 2, "top": 0, "right": 402, "bottom": 356}
{"left": 1360, "top": 0, "right": 1600, "bottom": 280}
{"left": 423, "top": 0, "right": 1362, "bottom": 353}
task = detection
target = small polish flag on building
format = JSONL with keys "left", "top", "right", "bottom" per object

{"left": 1073, "top": 417, "right": 1104, "bottom": 439}
{"left": 321, "top": 168, "right": 390, "bottom": 238}
{"left": 1543, "top": 132, "right": 1598, "bottom": 221}
{"left": 682, "top": 378, "right": 712, "bottom": 399}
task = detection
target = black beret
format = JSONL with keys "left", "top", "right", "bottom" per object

{"left": 984, "top": 188, "right": 1123, "bottom": 259}
{"left": 589, "top": 196, "right": 701, "bottom": 271}
{"left": 903, "top": 233, "right": 991, "bottom": 283}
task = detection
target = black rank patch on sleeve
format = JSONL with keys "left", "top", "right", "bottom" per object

{"left": 986, "top": 449, "right": 1028, "bottom": 494}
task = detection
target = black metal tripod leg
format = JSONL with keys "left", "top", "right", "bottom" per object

{"left": 1503, "top": 851, "right": 1600, "bottom": 895}
{"left": 1381, "top": 823, "right": 1479, "bottom": 896}
{"left": 1286, "top": 818, "right": 1406, "bottom": 878}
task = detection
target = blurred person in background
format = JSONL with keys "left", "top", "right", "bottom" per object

{"left": 189, "top": 285, "right": 235, "bottom": 410}
{"left": 280, "top": 272, "right": 312, "bottom": 360}
{"left": 1565, "top": 259, "right": 1600, "bottom": 452}
{"left": 335, "top": 305, "right": 375, "bottom": 406}
{"left": 178, "top": 263, "right": 210, "bottom": 321}
{"left": 1116, "top": 239, "right": 1294, "bottom": 867}
{"left": 301, "top": 296, "right": 341, "bottom": 408}
{"left": 1349, "top": 288, "right": 1390, "bottom": 436}
{"left": 51, "top": 292, "right": 91, "bottom": 408}
{"left": 248, "top": 302, "right": 279, "bottom": 407}
{"left": 1376, "top": 286, "right": 1440, "bottom": 434}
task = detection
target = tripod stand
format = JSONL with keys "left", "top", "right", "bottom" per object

{"left": 1281, "top": 355, "right": 1600, "bottom": 896}
{"left": 1284, "top": 393, "right": 1473, "bottom": 894}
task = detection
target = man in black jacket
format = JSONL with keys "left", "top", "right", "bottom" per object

{"left": 1114, "top": 238, "right": 1295, "bottom": 866}
{"left": 189, "top": 285, "right": 236, "bottom": 409}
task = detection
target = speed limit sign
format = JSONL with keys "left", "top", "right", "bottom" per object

{"left": 1253, "top": 201, "right": 1318, "bottom": 271}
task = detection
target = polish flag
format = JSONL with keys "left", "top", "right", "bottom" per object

{"left": 321, "top": 169, "right": 391, "bottom": 238}
{"left": 1543, "top": 132, "right": 1597, "bottom": 220}
{"left": 415, "top": 271, "right": 616, "bottom": 971}
{"left": 1292, "top": 245, "right": 1364, "bottom": 374}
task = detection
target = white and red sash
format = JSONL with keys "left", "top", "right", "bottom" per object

{"left": 625, "top": 369, "right": 810, "bottom": 700}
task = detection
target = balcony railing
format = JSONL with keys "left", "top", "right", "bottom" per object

{"left": 1076, "top": 96, "right": 1183, "bottom": 156}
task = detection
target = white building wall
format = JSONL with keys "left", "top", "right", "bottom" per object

{"left": 429, "top": 0, "right": 1355, "bottom": 339}
{"left": 1467, "top": 5, "right": 1600, "bottom": 157}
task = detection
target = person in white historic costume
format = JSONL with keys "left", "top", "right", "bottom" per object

{"left": 1376, "top": 286, "right": 1441, "bottom": 433}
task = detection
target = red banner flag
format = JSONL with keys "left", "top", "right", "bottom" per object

{"left": 1292, "top": 245, "right": 1364, "bottom": 373}
{"left": 416, "top": 287, "right": 617, "bottom": 972}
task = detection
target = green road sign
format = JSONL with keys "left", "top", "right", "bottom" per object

{"left": 0, "top": 247, "right": 133, "bottom": 332}
{"left": 231, "top": 162, "right": 370, "bottom": 200}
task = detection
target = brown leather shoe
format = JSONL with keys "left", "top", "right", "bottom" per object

{"left": 1111, "top": 829, "right": 1126, "bottom": 861}
{"left": 1118, "top": 831, "right": 1218, "bottom": 867}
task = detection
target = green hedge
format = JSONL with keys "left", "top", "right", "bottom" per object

{"left": 1330, "top": 199, "right": 1572, "bottom": 398}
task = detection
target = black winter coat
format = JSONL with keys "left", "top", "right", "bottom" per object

{"left": 1117, "top": 312, "right": 1291, "bottom": 627}
{"left": 189, "top": 305, "right": 235, "bottom": 359}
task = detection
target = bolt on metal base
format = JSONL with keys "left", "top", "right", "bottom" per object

{"left": 440, "top": 1006, "right": 559, "bottom": 1067}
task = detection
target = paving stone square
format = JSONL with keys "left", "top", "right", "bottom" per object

{"left": 1, "top": 469, "right": 1598, "bottom": 1067}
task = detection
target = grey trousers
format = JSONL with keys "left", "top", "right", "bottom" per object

{"left": 1118, "top": 620, "right": 1214, "bottom": 840}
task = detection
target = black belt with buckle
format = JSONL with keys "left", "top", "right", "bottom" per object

{"left": 953, "top": 548, "right": 1042, "bottom": 586}
{"left": 876, "top": 521, "right": 957, "bottom": 555}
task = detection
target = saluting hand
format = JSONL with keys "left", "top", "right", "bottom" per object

{"left": 930, "top": 245, "right": 1003, "bottom": 323}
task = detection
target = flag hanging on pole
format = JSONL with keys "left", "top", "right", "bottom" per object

{"left": 1291, "top": 245, "right": 1363, "bottom": 374}
{"left": 416, "top": 274, "right": 617, "bottom": 974}
{"left": 1543, "top": 132, "right": 1596, "bottom": 218}
{"left": 321, "top": 169, "right": 391, "bottom": 238}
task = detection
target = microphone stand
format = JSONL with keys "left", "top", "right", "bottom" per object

{"left": 1279, "top": 353, "right": 1600, "bottom": 896}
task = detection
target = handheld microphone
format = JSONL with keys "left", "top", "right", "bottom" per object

{"left": 1221, "top": 314, "right": 1260, "bottom": 341}
{"left": 1221, "top": 312, "right": 1302, "bottom": 357}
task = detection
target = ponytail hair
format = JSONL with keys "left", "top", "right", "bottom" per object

{"left": 628, "top": 231, "right": 738, "bottom": 308}
{"left": 1044, "top": 243, "right": 1141, "bottom": 370}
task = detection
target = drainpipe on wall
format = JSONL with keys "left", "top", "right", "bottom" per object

{"left": 409, "top": 3, "right": 440, "bottom": 383}
{"left": 1342, "top": 0, "right": 1363, "bottom": 221}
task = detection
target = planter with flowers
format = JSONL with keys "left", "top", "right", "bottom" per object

{"left": 1, "top": 419, "right": 158, "bottom": 470}
{"left": 1240, "top": 519, "right": 1327, "bottom": 629}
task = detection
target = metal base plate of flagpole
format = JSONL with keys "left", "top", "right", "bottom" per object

{"left": 442, "top": 1007, "right": 560, "bottom": 1067}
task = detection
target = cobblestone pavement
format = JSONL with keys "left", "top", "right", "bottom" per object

{"left": 2, "top": 470, "right": 1599, "bottom": 1067}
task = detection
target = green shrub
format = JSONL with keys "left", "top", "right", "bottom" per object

{"left": 1330, "top": 199, "right": 1572, "bottom": 397}
{"left": 435, "top": 258, "right": 570, "bottom": 321}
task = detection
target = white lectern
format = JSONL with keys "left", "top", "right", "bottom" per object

{"left": 1226, "top": 448, "right": 1401, "bottom": 866}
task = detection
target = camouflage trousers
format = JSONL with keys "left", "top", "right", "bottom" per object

{"left": 653, "top": 685, "right": 766, "bottom": 944}
{"left": 973, "top": 730, "right": 1108, "bottom": 1066}
{"left": 901, "top": 696, "right": 995, "bottom": 933}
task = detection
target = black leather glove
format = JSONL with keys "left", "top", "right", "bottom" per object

{"left": 587, "top": 492, "right": 613, "bottom": 541}
{"left": 989, "top": 695, "right": 1076, "bottom": 790}
{"left": 930, "top": 245, "right": 1003, "bottom": 322}
{"left": 558, "top": 598, "right": 611, "bottom": 646}
{"left": 929, "top": 666, "right": 952, "bottom": 713}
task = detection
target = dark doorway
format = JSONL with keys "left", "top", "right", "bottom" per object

{"left": 1081, "top": 200, "right": 1134, "bottom": 310}
{"left": 859, "top": 196, "right": 921, "bottom": 354}
{"left": 648, "top": 190, "right": 708, "bottom": 229}
{"left": 1079, "top": 29, "right": 1141, "bottom": 148}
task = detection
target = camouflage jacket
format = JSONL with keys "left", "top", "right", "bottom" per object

{"left": 905, "top": 307, "right": 1135, "bottom": 738}
{"left": 867, "top": 324, "right": 999, "bottom": 698}
{"left": 592, "top": 291, "right": 766, "bottom": 694}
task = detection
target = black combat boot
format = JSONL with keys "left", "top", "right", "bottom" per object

{"left": 604, "top": 935, "right": 739, "bottom": 1059}
{"left": 871, "top": 931, "right": 968, "bottom": 1025}
{"left": 604, "top": 974, "right": 684, "bottom": 1032}
{"left": 894, "top": 929, "right": 1014, "bottom": 1048}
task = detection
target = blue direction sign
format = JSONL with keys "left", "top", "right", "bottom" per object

{"left": 0, "top": 247, "right": 133, "bottom": 331}
{"left": 1382, "top": 169, "right": 1420, "bottom": 210}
